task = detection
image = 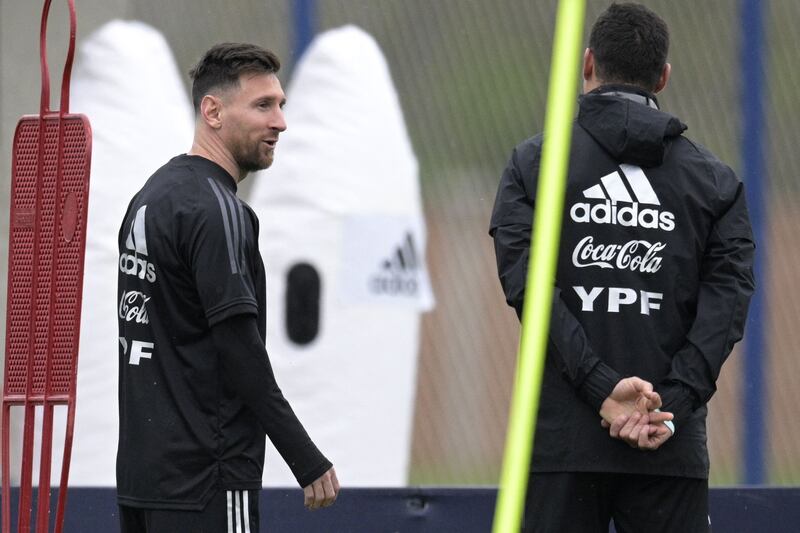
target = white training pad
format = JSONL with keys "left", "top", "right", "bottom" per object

{"left": 249, "top": 25, "right": 433, "bottom": 487}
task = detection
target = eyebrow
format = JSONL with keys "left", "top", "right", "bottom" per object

{"left": 254, "top": 96, "right": 287, "bottom": 107}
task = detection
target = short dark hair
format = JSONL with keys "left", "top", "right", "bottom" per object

{"left": 589, "top": 3, "right": 669, "bottom": 92}
{"left": 189, "top": 43, "right": 281, "bottom": 113}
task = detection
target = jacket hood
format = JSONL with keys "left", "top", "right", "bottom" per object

{"left": 577, "top": 86, "right": 687, "bottom": 168}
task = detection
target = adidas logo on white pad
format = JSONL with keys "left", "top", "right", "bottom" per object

{"left": 370, "top": 232, "right": 421, "bottom": 296}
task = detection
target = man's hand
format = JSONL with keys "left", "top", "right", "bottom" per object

{"left": 599, "top": 377, "right": 673, "bottom": 449}
{"left": 303, "top": 467, "right": 340, "bottom": 510}
{"left": 599, "top": 376, "right": 661, "bottom": 424}
{"left": 607, "top": 408, "right": 674, "bottom": 450}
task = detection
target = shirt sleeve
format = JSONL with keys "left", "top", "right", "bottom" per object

{"left": 211, "top": 314, "right": 332, "bottom": 488}
{"left": 184, "top": 182, "right": 259, "bottom": 325}
{"left": 659, "top": 178, "right": 755, "bottom": 421}
{"left": 489, "top": 145, "right": 621, "bottom": 411}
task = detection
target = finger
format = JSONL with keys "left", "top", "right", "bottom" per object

{"left": 314, "top": 480, "right": 327, "bottom": 509}
{"left": 322, "top": 475, "right": 336, "bottom": 507}
{"left": 634, "top": 394, "right": 650, "bottom": 413}
{"left": 601, "top": 419, "right": 610, "bottom": 429}
{"left": 303, "top": 485, "right": 314, "bottom": 508}
{"left": 646, "top": 391, "right": 662, "bottom": 410}
{"left": 609, "top": 414, "right": 629, "bottom": 438}
{"left": 638, "top": 423, "right": 658, "bottom": 449}
{"left": 630, "top": 377, "right": 653, "bottom": 396}
{"left": 331, "top": 468, "right": 341, "bottom": 493}
{"left": 648, "top": 425, "right": 671, "bottom": 448}
{"left": 617, "top": 411, "right": 641, "bottom": 444}
{"left": 648, "top": 410, "right": 673, "bottom": 425}
{"left": 640, "top": 424, "right": 671, "bottom": 450}
{"left": 306, "top": 481, "right": 322, "bottom": 510}
{"left": 627, "top": 413, "right": 648, "bottom": 444}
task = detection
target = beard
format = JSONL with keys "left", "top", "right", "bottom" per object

{"left": 231, "top": 138, "right": 274, "bottom": 174}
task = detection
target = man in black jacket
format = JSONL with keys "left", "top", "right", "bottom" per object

{"left": 489, "top": 4, "right": 754, "bottom": 532}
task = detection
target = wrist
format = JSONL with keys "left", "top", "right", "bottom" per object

{"left": 583, "top": 363, "right": 623, "bottom": 412}
{"left": 599, "top": 396, "right": 625, "bottom": 424}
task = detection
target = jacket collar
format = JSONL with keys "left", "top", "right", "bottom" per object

{"left": 588, "top": 84, "right": 660, "bottom": 110}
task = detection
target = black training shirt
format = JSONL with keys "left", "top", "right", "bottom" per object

{"left": 117, "top": 155, "right": 326, "bottom": 509}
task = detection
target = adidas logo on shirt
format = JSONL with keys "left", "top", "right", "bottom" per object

{"left": 119, "top": 205, "right": 157, "bottom": 282}
{"left": 570, "top": 164, "right": 675, "bottom": 232}
{"left": 369, "top": 231, "right": 420, "bottom": 296}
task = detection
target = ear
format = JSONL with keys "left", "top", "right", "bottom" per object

{"left": 199, "top": 94, "right": 223, "bottom": 129}
{"left": 654, "top": 63, "right": 671, "bottom": 94}
{"left": 583, "top": 48, "right": 594, "bottom": 81}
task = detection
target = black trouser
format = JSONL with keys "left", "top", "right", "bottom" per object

{"left": 119, "top": 488, "right": 260, "bottom": 533}
{"left": 523, "top": 472, "right": 710, "bottom": 533}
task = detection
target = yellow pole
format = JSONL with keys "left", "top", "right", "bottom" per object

{"left": 491, "top": 0, "right": 586, "bottom": 531}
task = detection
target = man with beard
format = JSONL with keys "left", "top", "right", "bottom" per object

{"left": 117, "top": 43, "right": 338, "bottom": 532}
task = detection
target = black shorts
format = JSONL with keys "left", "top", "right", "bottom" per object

{"left": 119, "top": 489, "right": 260, "bottom": 533}
{"left": 524, "top": 472, "right": 710, "bottom": 533}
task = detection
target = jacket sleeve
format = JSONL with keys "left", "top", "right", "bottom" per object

{"left": 211, "top": 314, "right": 332, "bottom": 488}
{"left": 490, "top": 145, "right": 621, "bottom": 411}
{"left": 659, "top": 179, "right": 756, "bottom": 422}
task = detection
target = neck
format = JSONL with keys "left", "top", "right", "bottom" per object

{"left": 583, "top": 77, "right": 601, "bottom": 94}
{"left": 187, "top": 133, "right": 244, "bottom": 183}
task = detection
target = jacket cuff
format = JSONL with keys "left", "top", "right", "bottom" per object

{"left": 287, "top": 440, "right": 333, "bottom": 488}
{"left": 666, "top": 341, "right": 717, "bottom": 405}
{"left": 579, "top": 361, "right": 622, "bottom": 411}
{"left": 657, "top": 380, "right": 696, "bottom": 425}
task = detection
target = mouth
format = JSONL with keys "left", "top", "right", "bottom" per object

{"left": 263, "top": 139, "right": 278, "bottom": 149}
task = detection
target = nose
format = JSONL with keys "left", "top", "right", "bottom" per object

{"left": 272, "top": 107, "right": 287, "bottom": 132}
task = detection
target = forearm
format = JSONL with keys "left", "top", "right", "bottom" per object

{"left": 492, "top": 225, "right": 621, "bottom": 408}
{"left": 549, "top": 287, "right": 621, "bottom": 410}
{"left": 211, "top": 314, "right": 331, "bottom": 487}
{"left": 659, "top": 184, "right": 755, "bottom": 422}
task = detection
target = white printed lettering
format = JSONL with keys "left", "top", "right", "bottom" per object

{"left": 573, "top": 286, "right": 664, "bottom": 315}
{"left": 640, "top": 291, "right": 663, "bottom": 315}
{"left": 569, "top": 200, "right": 675, "bottom": 231}
{"left": 573, "top": 286, "right": 604, "bottom": 311}
{"left": 119, "top": 291, "right": 151, "bottom": 324}
{"left": 128, "top": 340, "right": 154, "bottom": 365}
{"left": 119, "top": 252, "right": 157, "bottom": 282}
{"left": 608, "top": 287, "right": 637, "bottom": 312}
{"left": 572, "top": 236, "right": 664, "bottom": 273}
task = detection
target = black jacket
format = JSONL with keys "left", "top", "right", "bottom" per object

{"left": 489, "top": 86, "right": 755, "bottom": 478}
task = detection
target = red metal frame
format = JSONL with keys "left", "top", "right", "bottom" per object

{"left": 2, "top": 1, "right": 91, "bottom": 531}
